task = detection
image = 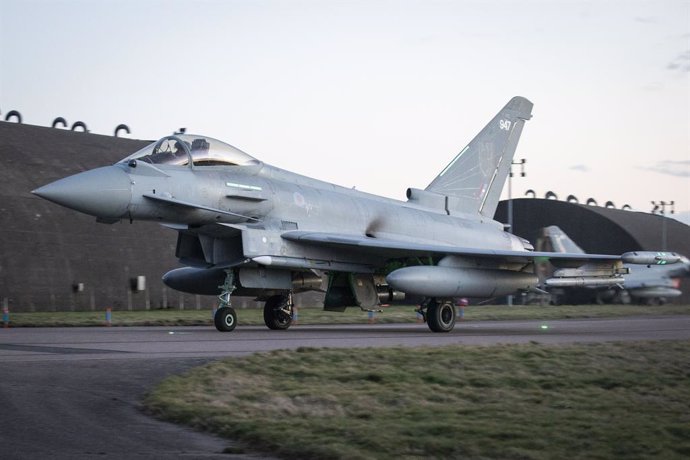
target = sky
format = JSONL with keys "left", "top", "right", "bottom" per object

{"left": 1, "top": 0, "right": 689, "bottom": 223}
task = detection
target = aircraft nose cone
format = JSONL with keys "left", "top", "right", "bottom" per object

{"left": 32, "top": 166, "right": 132, "bottom": 219}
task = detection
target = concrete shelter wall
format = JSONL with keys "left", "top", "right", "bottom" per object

{"left": 0, "top": 122, "right": 208, "bottom": 311}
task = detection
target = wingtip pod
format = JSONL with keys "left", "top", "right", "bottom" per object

{"left": 621, "top": 251, "right": 681, "bottom": 265}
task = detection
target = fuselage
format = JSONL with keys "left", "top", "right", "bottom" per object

{"left": 33, "top": 155, "right": 527, "bottom": 272}
{"left": 123, "top": 160, "right": 525, "bottom": 267}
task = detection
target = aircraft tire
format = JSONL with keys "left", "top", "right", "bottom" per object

{"left": 427, "top": 300, "right": 456, "bottom": 333}
{"left": 263, "top": 295, "right": 292, "bottom": 330}
{"left": 214, "top": 307, "right": 237, "bottom": 332}
{"left": 616, "top": 290, "right": 631, "bottom": 305}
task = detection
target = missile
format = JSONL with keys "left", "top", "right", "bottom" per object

{"left": 545, "top": 277, "right": 623, "bottom": 288}
{"left": 386, "top": 266, "right": 538, "bottom": 298}
{"left": 621, "top": 251, "right": 681, "bottom": 265}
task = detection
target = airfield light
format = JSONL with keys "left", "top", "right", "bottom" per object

{"left": 651, "top": 201, "right": 675, "bottom": 251}
{"left": 540, "top": 324, "right": 549, "bottom": 330}
{"left": 507, "top": 158, "right": 526, "bottom": 306}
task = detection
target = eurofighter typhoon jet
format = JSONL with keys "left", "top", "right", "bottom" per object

{"left": 538, "top": 226, "right": 688, "bottom": 305}
{"left": 33, "top": 97, "right": 677, "bottom": 332}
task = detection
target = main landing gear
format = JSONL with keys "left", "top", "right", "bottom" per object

{"left": 263, "top": 293, "right": 293, "bottom": 330}
{"left": 416, "top": 298, "right": 456, "bottom": 333}
{"left": 213, "top": 271, "right": 295, "bottom": 332}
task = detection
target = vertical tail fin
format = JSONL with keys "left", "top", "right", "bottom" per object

{"left": 538, "top": 226, "right": 586, "bottom": 254}
{"left": 425, "top": 96, "right": 533, "bottom": 218}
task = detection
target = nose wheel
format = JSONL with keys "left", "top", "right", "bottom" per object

{"left": 214, "top": 306, "right": 237, "bottom": 332}
{"left": 214, "top": 270, "right": 237, "bottom": 332}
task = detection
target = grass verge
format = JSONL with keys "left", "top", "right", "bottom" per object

{"left": 5, "top": 303, "right": 690, "bottom": 327}
{"left": 145, "top": 340, "right": 690, "bottom": 459}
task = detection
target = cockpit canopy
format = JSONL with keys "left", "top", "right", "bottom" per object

{"left": 119, "top": 134, "right": 260, "bottom": 168}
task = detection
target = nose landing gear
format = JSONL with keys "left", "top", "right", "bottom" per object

{"left": 214, "top": 270, "right": 237, "bottom": 332}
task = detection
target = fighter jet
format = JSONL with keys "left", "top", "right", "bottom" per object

{"left": 33, "top": 96, "right": 678, "bottom": 332}
{"left": 537, "top": 226, "right": 689, "bottom": 305}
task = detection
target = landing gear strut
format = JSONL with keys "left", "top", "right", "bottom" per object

{"left": 214, "top": 270, "right": 237, "bottom": 332}
{"left": 418, "top": 298, "right": 456, "bottom": 333}
{"left": 263, "top": 293, "right": 293, "bottom": 330}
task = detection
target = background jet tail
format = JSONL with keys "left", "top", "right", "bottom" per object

{"left": 537, "top": 225, "right": 586, "bottom": 254}
{"left": 425, "top": 96, "right": 533, "bottom": 218}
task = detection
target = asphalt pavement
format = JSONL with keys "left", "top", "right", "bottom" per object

{"left": 1, "top": 316, "right": 689, "bottom": 459}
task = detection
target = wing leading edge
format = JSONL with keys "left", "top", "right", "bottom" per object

{"left": 281, "top": 230, "right": 618, "bottom": 266}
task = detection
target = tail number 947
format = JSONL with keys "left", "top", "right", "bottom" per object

{"left": 499, "top": 119, "right": 512, "bottom": 131}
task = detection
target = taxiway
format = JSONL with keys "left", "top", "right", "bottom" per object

{"left": 1, "top": 316, "right": 689, "bottom": 459}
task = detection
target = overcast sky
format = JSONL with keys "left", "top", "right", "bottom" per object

{"left": 2, "top": 0, "right": 688, "bottom": 223}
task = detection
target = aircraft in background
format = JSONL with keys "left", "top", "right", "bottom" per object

{"left": 33, "top": 97, "right": 679, "bottom": 332}
{"left": 537, "top": 226, "right": 689, "bottom": 305}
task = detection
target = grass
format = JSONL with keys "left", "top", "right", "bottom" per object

{"left": 145, "top": 340, "right": 690, "bottom": 459}
{"left": 4, "top": 303, "right": 690, "bottom": 327}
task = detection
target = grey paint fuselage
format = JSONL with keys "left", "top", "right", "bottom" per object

{"left": 124, "top": 160, "right": 522, "bottom": 271}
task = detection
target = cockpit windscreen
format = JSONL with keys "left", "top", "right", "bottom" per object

{"left": 119, "top": 135, "right": 260, "bottom": 168}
